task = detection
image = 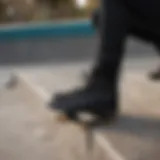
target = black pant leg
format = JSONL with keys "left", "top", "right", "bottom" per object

{"left": 92, "top": 0, "right": 131, "bottom": 84}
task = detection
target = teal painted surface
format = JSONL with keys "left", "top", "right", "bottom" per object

{"left": 0, "top": 20, "right": 95, "bottom": 40}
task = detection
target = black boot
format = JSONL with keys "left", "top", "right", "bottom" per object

{"left": 49, "top": 0, "right": 130, "bottom": 123}
{"left": 49, "top": 72, "right": 117, "bottom": 123}
{"left": 49, "top": 48, "right": 121, "bottom": 123}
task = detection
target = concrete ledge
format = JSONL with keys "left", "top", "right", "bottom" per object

{"left": 13, "top": 71, "right": 126, "bottom": 160}
{"left": 0, "top": 20, "right": 96, "bottom": 65}
{"left": 0, "top": 20, "right": 95, "bottom": 40}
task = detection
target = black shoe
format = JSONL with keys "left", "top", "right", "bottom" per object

{"left": 49, "top": 82, "right": 117, "bottom": 124}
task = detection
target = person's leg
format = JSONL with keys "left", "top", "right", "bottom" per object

{"left": 49, "top": 0, "right": 131, "bottom": 121}
{"left": 92, "top": 6, "right": 160, "bottom": 82}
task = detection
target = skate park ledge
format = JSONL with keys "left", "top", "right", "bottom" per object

{"left": 0, "top": 19, "right": 97, "bottom": 65}
{"left": 0, "top": 19, "right": 95, "bottom": 40}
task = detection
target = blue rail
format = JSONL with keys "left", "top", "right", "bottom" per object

{"left": 0, "top": 19, "right": 95, "bottom": 40}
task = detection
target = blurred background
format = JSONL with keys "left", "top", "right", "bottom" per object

{"left": 0, "top": 0, "right": 99, "bottom": 23}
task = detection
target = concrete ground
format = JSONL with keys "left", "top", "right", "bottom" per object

{"left": 0, "top": 79, "right": 111, "bottom": 160}
{"left": 8, "top": 57, "right": 159, "bottom": 160}
{"left": 0, "top": 37, "right": 160, "bottom": 160}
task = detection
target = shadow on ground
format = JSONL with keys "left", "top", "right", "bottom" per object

{"left": 98, "top": 115, "right": 160, "bottom": 141}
